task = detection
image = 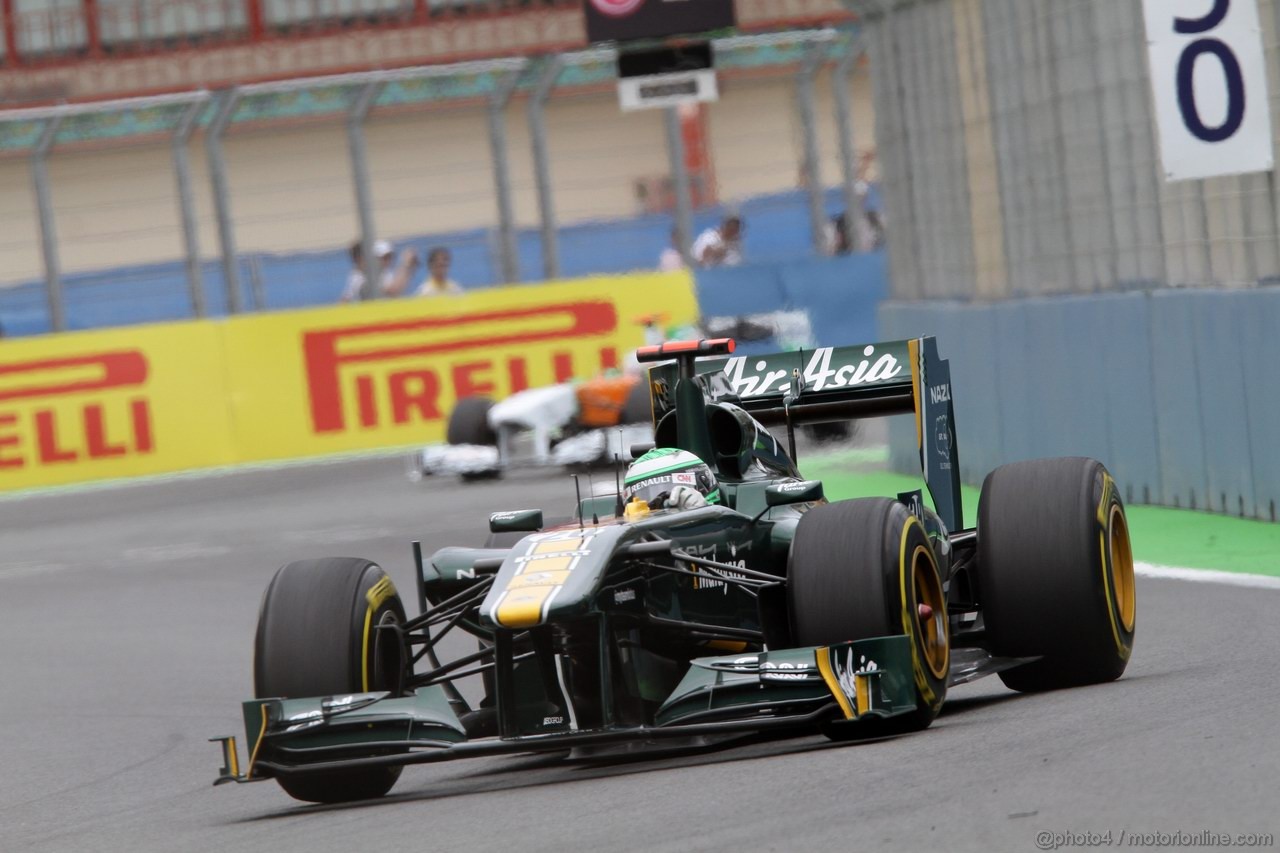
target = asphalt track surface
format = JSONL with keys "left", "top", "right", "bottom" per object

{"left": 2, "top": 455, "right": 1278, "bottom": 853}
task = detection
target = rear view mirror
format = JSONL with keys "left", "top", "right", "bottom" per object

{"left": 765, "top": 480, "right": 824, "bottom": 507}
{"left": 489, "top": 509, "right": 544, "bottom": 534}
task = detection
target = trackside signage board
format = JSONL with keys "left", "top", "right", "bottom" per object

{"left": 617, "top": 70, "right": 718, "bottom": 112}
{"left": 584, "top": 0, "right": 733, "bottom": 44}
{"left": 0, "top": 272, "right": 697, "bottom": 492}
{"left": 1143, "top": 0, "right": 1274, "bottom": 181}
{"left": 0, "top": 323, "right": 238, "bottom": 490}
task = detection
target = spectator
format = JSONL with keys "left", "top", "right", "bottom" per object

{"left": 414, "top": 247, "right": 463, "bottom": 296}
{"left": 657, "top": 226, "right": 686, "bottom": 272}
{"left": 853, "top": 153, "right": 887, "bottom": 250}
{"left": 825, "top": 213, "right": 854, "bottom": 256}
{"left": 865, "top": 208, "right": 886, "bottom": 250}
{"left": 341, "top": 239, "right": 418, "bottom": 302}
{"left": 691, "top": 215, "right": 743, "bottom": 267}
{"left": 824, "top": 181, "right": 886, "bottom": 256}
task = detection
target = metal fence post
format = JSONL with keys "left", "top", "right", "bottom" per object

{"left": 1041, "top": 0, "right": 1080, "bottom": 290}
{"left": 832, "top": 36, "right": 865, "bottom": 251}
{"left": 663, "top": 106, "right": 695, "bottom": 268}
{"left": 347, "top": 82, "right": 383, "bottom": 299}
{"left": 31, "top": 116, "right": 65, "bottom": 333}
{"left": 797, "top": 44, "right": 828, "bottom": 254}
{"left": 1080, "top": 2, "right": 1118, "bottom": 289}
{"left": 489, "top": 66, "right": 525, "bottom": 285}
{"left": 172, "top": 97, "right": 208, "bottom": 318}
{"left": 247, "top": 254, "right": 266, "bottom": 311}
{"left": 528, "top": 56, "right": 564, "bottom": 281}
{"left": 206, "top": 88, "right": 243, "bottom": 313}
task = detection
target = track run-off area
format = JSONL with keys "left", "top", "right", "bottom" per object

{"left": 1, "top": 449, "right": 1277, "bottom": 852}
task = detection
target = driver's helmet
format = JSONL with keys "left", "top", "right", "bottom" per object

{"left": 624, "top": 448, "right": 719, "bottom": 507}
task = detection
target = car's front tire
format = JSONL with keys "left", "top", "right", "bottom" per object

{"left": 255, "top": 558, "right": 407, "bottom": 803}
{"left": 788, "top": 498, "right": 950, "bottom": 739}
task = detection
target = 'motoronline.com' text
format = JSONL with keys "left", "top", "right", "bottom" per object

{"left": 1036, "top": 830, "right": 1274, "bottom": 850}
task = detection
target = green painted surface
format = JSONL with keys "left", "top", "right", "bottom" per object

{"left": 805, "top": 449, "right": 1280, "bottom": 578}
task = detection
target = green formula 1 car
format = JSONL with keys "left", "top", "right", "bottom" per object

{"left": 213, "top": 336, "right": 1137, "bottom": 804}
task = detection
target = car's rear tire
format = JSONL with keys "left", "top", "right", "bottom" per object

{"left": 447, "top": 396, "right": 497, "bottom": 446}
{"left": 801, "top": 421, "right": 854, "bottom": 444}
{"left": 255, "top": 558, "right": 407, "bottom": 804}
{"left": 620, "top": 378, "right": 653, "bottom": 426}
{"left": 977, "top": 457, "right": 1136, "bottom": 692}
{"left": 788, "top": 498, "right": 949, "bottom": 739}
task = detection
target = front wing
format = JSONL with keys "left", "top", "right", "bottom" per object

{"left": 212, "top": 636, "right": 916, "bottom": 784}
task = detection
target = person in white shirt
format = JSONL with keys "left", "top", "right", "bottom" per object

{"left": 414, "top": 247, "right": 463, "bottom": 296}
{"left": 658, "top": 226, "right": 687, "bottom": 272}
{"left": 691, "top": 215, "right": 743, "bottom": 267}
{"left": 341, "top": 239, "right": 419, "bottom": 302}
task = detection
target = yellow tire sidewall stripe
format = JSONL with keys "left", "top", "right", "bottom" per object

{"left": 1095, "top": 473, "right": 1132, "bottom": 661}
{"left": 899, "top": 514, "right": 946, "bottom": 706}
{"left": 361, "top": 575, "right": 398, "bottom": 693}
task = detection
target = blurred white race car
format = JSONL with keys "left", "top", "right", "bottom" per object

{"left": 410, "top": 368, "right": 655, "bottom": 480}
{"left": 409, "top": 310, "right": 822, "bottom": 481}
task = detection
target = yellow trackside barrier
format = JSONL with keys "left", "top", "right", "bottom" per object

{"left": 221, "top": 273, "right": 698, "bottom": 460}
{"left": 0, "top": 271, "right": 698, "bottom": 492}
{"left": 0, "top": 322, "right": 238, "bottom": 491}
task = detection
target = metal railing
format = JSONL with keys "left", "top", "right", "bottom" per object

{"left": 1, "top": 0, "right": 574, "bottom": 63}
{"left": 0, "top": 27, "right": 879, "bottom": 333}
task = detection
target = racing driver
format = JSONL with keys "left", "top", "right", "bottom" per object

{"left": 623, "top": 448, "right": 720, "bottom": 513}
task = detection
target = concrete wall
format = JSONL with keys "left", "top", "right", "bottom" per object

{"left": 866, "top": 0, "right": 1280, "bottom": 299}
{"left": 881, "top": 289, "right": 1280, "bottom": 520}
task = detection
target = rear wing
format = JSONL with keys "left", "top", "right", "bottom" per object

{"left": 646, "top": 337, "right": 963, "bottom": 531}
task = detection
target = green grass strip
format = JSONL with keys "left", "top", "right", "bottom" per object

{"left": 804, "top": 452, "right": 1280, "bottom": 578}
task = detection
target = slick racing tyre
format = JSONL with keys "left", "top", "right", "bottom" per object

{"left": 255, "top": 558, "right": 407, "bottom": 803}
{"left": 977, "top": 457, "right": 1136, "bottom": 692}
{"left": 447, "top": 396, "right": 497, "bottom": 447}
{"left": 620, "top": 379, "right": 654, "bottom": 426}
{"left": 800, "top": 421, "right": 854, "bottom": 444}
{"left": 788, "top": 498, "right": 950, "bottom": 739}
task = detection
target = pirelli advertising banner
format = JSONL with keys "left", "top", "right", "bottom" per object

{"left": 0, "top": 272, "right": 697, "bottom": 492}
{"left": 0, "top": 323, "right": 239, "bottom": 490}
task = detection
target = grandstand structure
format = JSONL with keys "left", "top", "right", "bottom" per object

{"left": 0, "top": 0, "right": 877, "bottom": 334}
{"left": 0, "top": 0, "right": 852, "bottom": 105}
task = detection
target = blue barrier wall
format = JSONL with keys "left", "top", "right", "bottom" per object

{"left": 696, "top": 251, "right": 887, "bottom": 350}
{"left": 880, "top": 288, "right": 1280, "bottom": 521}
{"left": 0, "top": 187, "right": 876, "bottom": 338}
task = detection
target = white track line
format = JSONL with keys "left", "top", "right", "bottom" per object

{"left": 0, "top": 446, "right": 418, "bottom": 503}
{"left": 1136, "top": 562, "right": 1280, "bottom": 591}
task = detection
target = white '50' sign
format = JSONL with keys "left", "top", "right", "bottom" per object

{"left": 1143, "top": 0, "right": 1274, "bottom": 181}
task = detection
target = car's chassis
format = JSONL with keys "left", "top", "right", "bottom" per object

{"left": 214, "top": 527, "right": 1027, "bottom": 787}
{"left": 213, "top": 336, "right": 1135, "bottom": 802}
